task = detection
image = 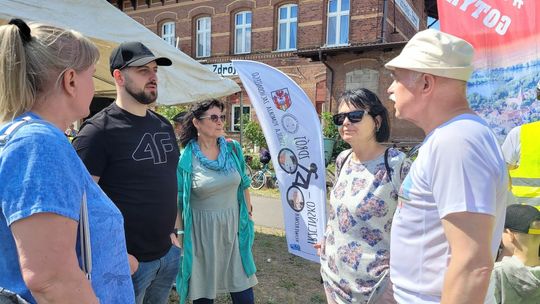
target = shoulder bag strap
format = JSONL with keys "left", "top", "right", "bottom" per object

{"left": 79, "top": 191, "right": 92, "bottom": 281}
{"left": 384, "top": 147, "right": 393, "bottom": 183}
{"left": 336, "top": 150, "right": 352, "bottom": 178}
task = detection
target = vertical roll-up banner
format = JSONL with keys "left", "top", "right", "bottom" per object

{"left": 233, "top": 60, "right": 326, "bottom": 263}
{"left": 438, "top": 0, "right": 540, "bottom": 141}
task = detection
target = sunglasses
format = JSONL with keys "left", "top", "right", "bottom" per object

{"left": 199, "top": 114, "right": 226, "bottom": 123}
{"left": 332, "top": 110, "right": 366, "bottom": 126}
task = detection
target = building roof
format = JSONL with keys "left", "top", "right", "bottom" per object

{"left": 297, "top": 41, "right": 407, "bottom": 61}
{"left": 425, "top": 0, "right": 438, "bottom": 19}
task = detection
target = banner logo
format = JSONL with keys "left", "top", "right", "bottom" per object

{"left": 272, "top": 88, "right": 292, "bottom": 111}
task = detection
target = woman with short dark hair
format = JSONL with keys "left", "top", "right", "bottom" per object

{"left": 318, "top": 88, "right": 405, "bottom": 304}
{"left": 176, "top": 99, "right": 257, "bottom": 304}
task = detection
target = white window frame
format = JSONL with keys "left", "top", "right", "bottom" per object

{"left": 196, "top": 16, "right": 211, "bottom": 58}
{"left": 234, "top": 11, "right": 252, "bottom": 54}
{"left": 231, "top": 105, "right": 251, "bottom": 132}
{"left": 326, "top": 0, "right": 350, "bottom": 46}
{"left": 277, "top": 4, "right": 298, "bottom": 51}
{"left": 161, "top": 21, "right": 176, "bottom": 47}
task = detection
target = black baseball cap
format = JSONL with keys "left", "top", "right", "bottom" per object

{"left": 505, "top": 204, "right": 540, "bottom": 235}
{"left": 109, "top": 41, "right": 172, "bottom": 75}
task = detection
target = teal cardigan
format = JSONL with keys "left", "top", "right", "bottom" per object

{"left": 175, "top": 139, "right": 256, "bottom": 304}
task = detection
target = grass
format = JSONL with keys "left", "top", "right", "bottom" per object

{"left": 168, "top": 231, "right": 326, "bottom": 304}
{"left": 250, "top": 187, "right": 280, "bottom": 199}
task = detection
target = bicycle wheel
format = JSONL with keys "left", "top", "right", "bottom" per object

{"left": 250, "top": 171, "right": 267, "bottom": 190}
{"left": 245, "top": 165, "right": 253, "bottom": 178}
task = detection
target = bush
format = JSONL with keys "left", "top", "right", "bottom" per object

{"left": 244, "top": 118, "right": 268, "bottom": 149}
{"left": 321, "top": 112, "right": 350, "bottom": 160}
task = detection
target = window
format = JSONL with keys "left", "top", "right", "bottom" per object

{"left": 326, "top": 0, "right": 349, "bottom": 46}
{"left": 161, "top": 21, "right": 176, "bottom": 47}
{"left": 231, "top": 105, "right": 251, "bottom": 132}
{"left": 277, "top": 4, "right": 298, "bottom": 51}
{"left": 234, "top": 11, "right": 252, "bottom": 54}
{"left": 196, "top": 17, "right": 211, "bottom": 58}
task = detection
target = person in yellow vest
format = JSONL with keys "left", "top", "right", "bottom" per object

{"left": 502, "top": 84, "right": 540, "bottom": 209}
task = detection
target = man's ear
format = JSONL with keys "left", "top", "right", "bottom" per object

{"left": 420, "top": 73, "right": 436, "bottom": 95}
{"left": 112, "top": 69, "right": 124, "bottom": 85}
{"left": 62, "top": 68, "right": 77, "bottom": 97}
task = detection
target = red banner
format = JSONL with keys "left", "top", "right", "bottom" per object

{"left": 438, "top": 0, "right": 540, "bottom": 139}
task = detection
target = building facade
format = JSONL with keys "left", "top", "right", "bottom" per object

{"left": 107, "top": 0, "right": 436, "bottom": 143}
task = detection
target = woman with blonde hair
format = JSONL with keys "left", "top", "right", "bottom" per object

{"left": 0, "top": 19, "right": 134, "bottom": 303}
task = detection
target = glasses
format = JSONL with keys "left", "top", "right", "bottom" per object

{"left": 199, "top": 114, "right": 226, "bottom": 123}
{"left": 332, "top": 110, "right": 366, "bottom": 126}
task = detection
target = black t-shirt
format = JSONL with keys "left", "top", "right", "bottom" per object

{"left": 73, "top": 103, "right": 180, "bottom": 262}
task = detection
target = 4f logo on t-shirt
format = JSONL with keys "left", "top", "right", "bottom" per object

{"left": 132, "top": 132, "right": 174, "bottom": 164}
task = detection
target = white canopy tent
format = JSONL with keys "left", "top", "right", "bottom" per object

{"left": 0, "top": 0, "right": 240, "bottom": 105}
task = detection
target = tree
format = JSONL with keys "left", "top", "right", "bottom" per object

{"left": 244, "top": 118, "right": 268, "bottom": 149}
{"left": 155, "top": 105, "right": 189, "bottom": 123}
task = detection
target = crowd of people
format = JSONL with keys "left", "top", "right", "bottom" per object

{"left": 0, "top": 19, "right": 538, "bottom": 304}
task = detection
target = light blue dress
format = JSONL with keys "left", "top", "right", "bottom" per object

{"left": 188, "top": 156, "right": 258, "bottom": 300}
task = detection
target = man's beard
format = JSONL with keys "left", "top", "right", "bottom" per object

{"left": 125, "top": 80, "right": 157, "bottom": 105}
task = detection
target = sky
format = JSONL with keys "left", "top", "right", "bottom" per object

{"left": 427, "top": 17, "right": 440, "bottom": 30}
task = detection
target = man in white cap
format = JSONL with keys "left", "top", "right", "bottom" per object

{"left": 386, "top": 29, "right": 509, "bottom": 303}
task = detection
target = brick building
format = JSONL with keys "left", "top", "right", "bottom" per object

{"left": 107, "top": 0, "right": 437, "bottom": 143}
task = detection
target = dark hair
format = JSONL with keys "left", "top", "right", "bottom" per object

{"left": 337, "top": 88, "right": 390, "bottom": 142}
{"left": 178, "top": 99, "right": 225, "bottom": 147}
{"left": 172, "top": 111, "right": 187, "bottom": 124}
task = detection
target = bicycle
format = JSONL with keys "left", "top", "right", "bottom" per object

{"left": 244, "top": 154, "right": 253, "bottom": 177}
{"left": 250, "top": 163, "right": 278, "bottom": 190}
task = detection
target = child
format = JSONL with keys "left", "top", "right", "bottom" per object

{"left": 491, "top": 204, "right": 540, "bottom": 304}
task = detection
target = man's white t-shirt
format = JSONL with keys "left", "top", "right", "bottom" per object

{"left": 390, "top": 114, "right": 509, "bottom": 303}
{"left": 501, "top": 126, "right": 521, "bottom": 166}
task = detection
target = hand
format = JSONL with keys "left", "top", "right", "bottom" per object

{"left": 128, "top": 254, "right": 139, "bottom": 275}
{"left": 313, "top": 240, "right": 325, "bottom": 257}
{"left": 171, "top": 232, "right": 181, "bottom": 248}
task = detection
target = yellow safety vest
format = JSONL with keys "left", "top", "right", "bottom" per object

{"left": 509, "top": 120, "right": 540, "bottom": 208}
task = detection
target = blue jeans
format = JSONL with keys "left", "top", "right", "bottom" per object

{"left": 132, "top": 245, "right": 180, "bottom": 304}
{"left": 192, "top": 288, "right": 254, "bottom": 304}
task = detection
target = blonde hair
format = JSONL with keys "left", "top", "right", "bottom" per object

{"left": 0, "top": 21, "right": 99, "bottom": 122}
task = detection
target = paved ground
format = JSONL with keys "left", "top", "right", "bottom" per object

{"left": 251, "top": 194, "right": 284, "bottom": 230}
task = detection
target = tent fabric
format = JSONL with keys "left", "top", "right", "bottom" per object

{"left": 0, "top": 0, "right": 240, "bottom": 105}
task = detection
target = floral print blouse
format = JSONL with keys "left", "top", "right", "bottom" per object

{"left": 320, "top": 148, "right": 405, "bottom": 303}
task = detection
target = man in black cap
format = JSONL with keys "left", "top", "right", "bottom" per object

{"left": 73, "top": 42, "right": 180, "bottom": 304}
{"left": 492, "top": 204, "right": 540, "bottom": 303}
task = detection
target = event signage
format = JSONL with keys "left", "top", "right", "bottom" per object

{"left": 396, "top": 0, "right": 420, "bottom": 30}
{"left": 205, "top": 62, "right": 238, "bottom": 77}
{"left": 438, "top": 0, "right": 540, "bottom": 140}
{"left": 233, "top": 60, "right": 326, "bottom": 263}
